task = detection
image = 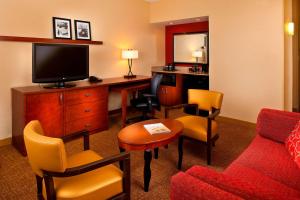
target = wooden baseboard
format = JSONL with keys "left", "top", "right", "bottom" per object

{"left": 0, "top": 137, "right": 11, "bottom": 147}
{"left": 218, "top": 116, "right": 256, "bottom": 127}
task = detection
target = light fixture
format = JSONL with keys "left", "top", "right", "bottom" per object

{"left": 286, "top": 22, "right": 295, "bottom": 36}
{"left": 121, "top": 49, "right": 138, "bottom": 78}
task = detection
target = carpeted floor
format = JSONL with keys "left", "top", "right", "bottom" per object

{"left": 0, "top": 109, "right": 256, "bottom": 200}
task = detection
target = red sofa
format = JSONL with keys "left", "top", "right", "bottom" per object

{"left": 170, "top": 108, "right": 300, "bottom": 200}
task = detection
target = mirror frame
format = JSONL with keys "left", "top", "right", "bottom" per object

{"left": 173, "top": 31, "right": 209, "bottom": 65}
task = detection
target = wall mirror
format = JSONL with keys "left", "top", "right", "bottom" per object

{"left": 173, "top": 32, "right": 208, "bottom": 64}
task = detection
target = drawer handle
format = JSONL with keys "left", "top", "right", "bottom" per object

{"left": 85, "top": 124, "right": 91, "bottom": 128}
{"left": 85, "top": 93, "right": 92, "bottom": 97}
{"left": 84, "top": 109, "right": 91, "bottom": 112}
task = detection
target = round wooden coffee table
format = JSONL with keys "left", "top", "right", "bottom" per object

{"left": 118, "top": 119, "right": 183, "bottom": 192}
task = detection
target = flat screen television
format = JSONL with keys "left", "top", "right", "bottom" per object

{"left": 33, "top": 43, "right": 89, "bottom": 88}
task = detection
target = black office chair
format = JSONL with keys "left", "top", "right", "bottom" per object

{"left": 130, "top": 73, "right": 163, "bottom": 120}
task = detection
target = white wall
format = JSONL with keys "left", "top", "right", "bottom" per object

{"left": 0, "top": 0, "right": 165, "bottom": 139}
{"left": 150, "top": 0, "right": 285, "bottom": 123}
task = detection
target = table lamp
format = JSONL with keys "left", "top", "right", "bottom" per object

{"left": 122, "top": 49, "right": 138, "bottom": 78}
{"left": 192, "top": 50, "right": 203, "bottom": 63}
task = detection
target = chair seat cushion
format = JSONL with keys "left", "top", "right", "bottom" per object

{"left": 43, "top": 150, "right": 123, "bottom": 200}
{"left": 176, "top": 115, "right": 218, "bottom": 142}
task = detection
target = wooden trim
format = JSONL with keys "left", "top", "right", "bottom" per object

{"left": 44, "top": 152, "right": 130, "bottom": 177}
{"left": 0, "top": 137, "right": 11, "bottom": 147}
{"left": 0, "top": 36, "right": 103, "bottom": 45}
{"left": 218, "top": 116, "right": 256, "bottom": 127}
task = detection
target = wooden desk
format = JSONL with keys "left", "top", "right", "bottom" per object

{"left": 12, "top": 75, "right": 151, "bottom": 155}
{"left": 118, "top": 119, "right": 183, "bottom": 192}
{"left": 111, "top": 82, "right": 150, "bottom": 127}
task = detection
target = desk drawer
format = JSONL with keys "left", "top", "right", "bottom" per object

{"left": 65, "top": 115, "right": 108, "bottom": 134}
{"left": 65, "top": 100, "right": 107, "bottom": 122}
{"left": 64, "top": 86, "right": 108, "bottom": 105}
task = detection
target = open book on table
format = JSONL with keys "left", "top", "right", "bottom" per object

{"left": 143, "top": 123, "right": 171, "bottom": 135}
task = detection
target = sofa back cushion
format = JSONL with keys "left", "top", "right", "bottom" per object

{"left": 286, "top": 120, "right": 300, "bottom": 168}
{"left": 256, "top": 108, "right": 300, "bottom": 143}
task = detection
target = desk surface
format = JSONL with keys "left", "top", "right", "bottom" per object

{"left": 12, "top": 75, "right": 151, "bottom": 94}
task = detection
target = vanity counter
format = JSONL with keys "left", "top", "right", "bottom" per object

{"left": 151, "top": 66, "right": 209, "bottom": 76}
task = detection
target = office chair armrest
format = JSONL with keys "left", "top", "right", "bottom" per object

{"left": 142, "top": 93, "right": 156, "bottom": 98}
{"left": 208, "top": 109, "right": 220, "bottom": 120}
{"left": 61, "top": 130, "right": 90, "bottom": 150}
{"left": 43, "top": 152, "right": 130, "bottom": 177}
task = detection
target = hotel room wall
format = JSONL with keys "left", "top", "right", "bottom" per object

{"left": 0, "top": 0, "right": 165, "bottom": 140}
{"left": 150, "top": 0, "right": 285, "bottom": 123}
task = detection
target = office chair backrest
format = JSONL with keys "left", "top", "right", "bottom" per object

{"left": 151, "top": 74, "right": 163, "bottom": 96}
{"left": 24, "top": 120, "right": 67, "bottom": 177}
{"left": 188, "top": 89, "right": 223, "bottom": 111}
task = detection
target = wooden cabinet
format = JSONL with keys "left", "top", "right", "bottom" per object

{"left": 64, "top": 87, "right": 108, "bottom": 134}
{"left": 12, "top": 85, "right": 109, "bottom": 156}
{"left": 26, "top": 93, "right": 64, "bottom": 137}
{"left": 158, "top": 74, "right": 182, "bottom": 106}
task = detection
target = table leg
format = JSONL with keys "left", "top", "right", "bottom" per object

{"left": 154, "top": 148, "right": 159, "bottom": 159}
{"left": 119, "top": 147, "right": 125, "bottom": 170}
{"left": 178, "top": 136, "right": 183, "bottom": 170}
{"left": 121, "top": 90, "right": 128, "bottom": 128}
{"left": 144, "top": 150, "right": 152, "bottom": 192}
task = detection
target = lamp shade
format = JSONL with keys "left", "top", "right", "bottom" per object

{"left": 287, "top": 22, "right": 294, "bottom": 36}
{"left": 122, "top": 49, "right": 139, "bottom": 59}
{"left": 192, "top": 50, "right": 203, "bottom": 58}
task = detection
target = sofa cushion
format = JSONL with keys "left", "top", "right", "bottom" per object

{"left": 286, "top": 120, "right": 300, "bottom": 168}
{"left": 187, "top": 165, "right": 300, "bottom": 200}
{"left": 170, "top": 172, "right": 242, "bottom": 200}
{"left": 256, "top": 108, "right": 300, "bottom": 143}
{"left": 225, "top": 135, "right": 300, "bottom": 191}
{"left": 224, "top": 164, "right": 300, "bottom": 199}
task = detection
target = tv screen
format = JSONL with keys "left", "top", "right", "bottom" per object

{"left": 33, "top": 43, "right": 89, "bottom": 86}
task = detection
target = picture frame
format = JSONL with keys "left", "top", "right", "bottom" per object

{"left": 74, "top": 20, "right": 91, "bottom": 40}
{"left": 53, "top": 17, "right": 72, "bottom": 39}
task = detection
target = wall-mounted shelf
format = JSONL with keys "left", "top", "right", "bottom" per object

{"left": 0, "top": 35, "right": 103, "bottom": 45}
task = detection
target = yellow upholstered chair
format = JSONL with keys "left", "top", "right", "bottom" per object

{"left": 24, "top": 120, "right": 130, "bottom": 200}
{"left": 170, "top": 89, "right": 223, "bottom": 166}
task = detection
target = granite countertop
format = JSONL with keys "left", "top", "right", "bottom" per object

{"left": 151, "top": 66, "right": 209, "bottom": 76}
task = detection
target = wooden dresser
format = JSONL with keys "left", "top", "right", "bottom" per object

{"left": 12, "top": 84, "right": 108, "bottom": 156}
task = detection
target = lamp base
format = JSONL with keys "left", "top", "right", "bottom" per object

{"left": 124, "top": 75, "right": 136, "bottom": 79}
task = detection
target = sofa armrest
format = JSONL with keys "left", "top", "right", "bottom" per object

{"left": 256, "top": 108, "right": 300, "bottom": 143}
{"left": 186, "top": 165, "right": 300, "bottom": 200}
{"left": 170, "top": 172, "right": 242, "bottom": 200}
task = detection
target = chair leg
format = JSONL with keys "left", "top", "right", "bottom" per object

{"left": 36, "top": 175, "right": 43, "bottom": 200}
{"left": 178, "top": 136, "right": 184, "bottom": 170}
{"left": 207, "top": 142, "right": 212, "bottom": 165}
{"left": 119, "top": 147, "right": 125, "bottom": 170}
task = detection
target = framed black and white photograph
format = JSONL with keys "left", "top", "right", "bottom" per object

{"left": 53, "top": 17, "right": 72, "bottom": 39}
{"left": 74, "top": 20, "right": 91, "bottom": 40}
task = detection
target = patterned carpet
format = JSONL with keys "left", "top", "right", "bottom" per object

{"left": 0, "top": 109, "right": 256, "bottom": 200}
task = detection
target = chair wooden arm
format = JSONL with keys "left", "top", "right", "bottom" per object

{"left": 43, "top": 152, "right": 130, "bottom": 200}
{"left": 164, "top": 103, "right": 201, "bottom": 118}
{"left": 43, "top": 152, "right": 130, "bottom": 177}
{"left": 183, "top": 104, "right": 199, "bottom": 115}
{"left": 61, "top": 130, "right": 90, "bottom": 150}
{"left": 208, "top": 109, "right": 221, "bottom": 120}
